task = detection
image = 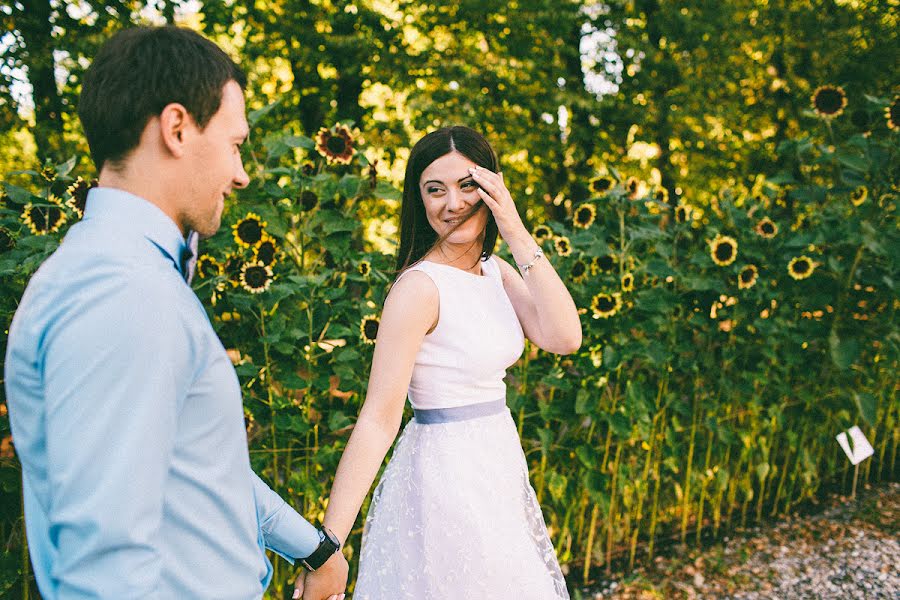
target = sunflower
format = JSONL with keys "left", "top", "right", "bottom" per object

{"left": 223, "top": 253, "right": 243, "bottom": 287}
{"left": 39, "top": 164, "right": 55, "bottom": 182}
{"left": 315, "top": 124, "right": 357, "bottom": 165}
{"left": 709, "top": 234, "right": 738, "bottom": 267}
{"left": 570, "top": 259, "right": 589, "bottom": 283}
{"left": 625, "top": 176, "right": 640, "bottom": 199}
{"left": 850, "top": 186, "right": 867, "bottom": 206}
{"left": 675, "top": 204, "right": 692, "bottom": 224}
{"left": 754, "top": 217, "right": 778, "bottom": 238}
{"left": 360, "top": 314, "right": 379, "bottom": 344}
{"left": 233, "top": 212, "right": 266, "bottom": 248}
{"left": 653, "top": 187, "right": 669, "bottom": 204}
{"left": 738, "top": 265, "right": 758, "bottom": 290}
{"left": 254, "top": 235, "right": 278, "bottom": 266}
{"left": 593, "top": 254, "right": 616, "bottom": 274}
{"left": 301, "top": 161, "right": 316, "bottom": 176}
{"left": 22, "top": 201, "right": 66, "bottom": 235}
{"left": 573, "top": 203, "right": 596, "bottom": 229}
{"left": 300, "top": 190, "right": 319, "bottom": 211}
{"left": 358, "top": 260, "right": 371, "bottom": 276}
{"left": 532, "top": 224, "right": 552, "bottom": 243}
{"left": 621, "top": 272, "right": 635, "bottom": 292}
{"left": 197, "top": 255, "right": 224, "bottom": 279}
{"left": 886, "top": 96, "right": 899, "bottom": 131}
{"left": 239, "top": 261, "right": 274, "bottom": 293}
{"left": 787, "top": 256, "right": 816, "bottom": 280}
{"left": 589, "top": 176, "right": 614, "bottom": 195}
{"left": 554, "top": 236, "right": 572, "bottom": 257}
{"left": 589, "top": 344, "right": 603, "bottom": 368}
{"left": 65, "top": 177, "right": 96, "bottom": 218}
{"left": 811, "top": 85, "right": 847, "bottom": 119}
{"left": 591, "top": 292, "right": 622, "bottom": 319}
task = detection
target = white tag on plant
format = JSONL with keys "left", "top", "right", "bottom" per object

{"left": 835, "top": 426, "right": 874, "bottom": 465}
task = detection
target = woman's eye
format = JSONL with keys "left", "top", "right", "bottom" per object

{"left": 427, "top": 187, "right": 443, "bottom": 194}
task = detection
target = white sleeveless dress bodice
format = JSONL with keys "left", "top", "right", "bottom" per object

{"left": 404, "top": 257, "right": 525, "bottom": 410}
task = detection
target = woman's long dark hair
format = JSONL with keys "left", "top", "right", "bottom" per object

{"left": 395, "top": 126, "right": 500, "bottom": 273}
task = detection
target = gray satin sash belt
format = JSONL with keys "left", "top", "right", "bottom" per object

{"left": 413, "top": 399, "right": 508, "bottom": 424}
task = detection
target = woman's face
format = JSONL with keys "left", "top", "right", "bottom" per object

{"left": 418, "top": 151, "right": 489, "bottom": 246}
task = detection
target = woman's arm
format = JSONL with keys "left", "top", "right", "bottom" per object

{"left": 469, "top": 166, "right": 582, "bottom": 355}
{"left": 495, "top": 251, "right": 582, "bottom": 355}
{"left": 321, "top": 270, "right": 438, "bottom": 545}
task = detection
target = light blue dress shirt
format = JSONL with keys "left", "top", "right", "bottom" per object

{"left": 5, "top": 188, "right": 320, "bottom": 599}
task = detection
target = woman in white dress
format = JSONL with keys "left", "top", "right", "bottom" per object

{"left": 308, "top": 126, "right": 581, "bottom": 599}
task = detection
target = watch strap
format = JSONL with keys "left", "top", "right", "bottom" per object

{"left": 300, "top": 527, "right": 340, "bottom": 571}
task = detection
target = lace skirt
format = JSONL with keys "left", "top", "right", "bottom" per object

{"left": 353, "top": 401, "right": 570, "bottom": 600}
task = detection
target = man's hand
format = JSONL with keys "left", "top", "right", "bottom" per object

{"left": 293, "top": 551, "right": 349, "bottom": 600}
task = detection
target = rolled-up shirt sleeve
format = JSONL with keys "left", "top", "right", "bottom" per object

{"left": 252, "top": 472, "right": 321, "bottom": 561}
{"left": 41, "top": 270, "right": 189, "bottom": 598}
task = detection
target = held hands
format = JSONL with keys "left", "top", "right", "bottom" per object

{"left": 293, "top": 551, "right": 349, "bottom": 600}
{"left": 469, "top": 166, "right": 529, "bottom": 245}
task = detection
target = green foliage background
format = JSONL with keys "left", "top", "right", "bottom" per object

{"left": 0, "top": 0, "right": 897, "bottom": 597}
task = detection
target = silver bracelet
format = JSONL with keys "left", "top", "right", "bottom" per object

{"left": 516, "top": 248, "right": 544, "bottom": 274}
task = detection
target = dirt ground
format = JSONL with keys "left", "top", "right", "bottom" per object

{"left": 571, "top": 481, "right": 899, "bottom": 599}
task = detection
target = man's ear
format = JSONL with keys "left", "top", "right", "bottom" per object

{"left": 159, "top": 103, "right": 193, "bottom": 158}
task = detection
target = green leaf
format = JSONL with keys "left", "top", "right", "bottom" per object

{"left": 546, "top": 471, "right": 568, "bottom": 502}
{"left": 338, "top": 175, "right": 362, "bottom": 198}
{"left": 248, "top": 100, "right": 280, "bottom": 126}
{"left": 575, "top": 445, "right": 596, "bottom": 468}
{"left": 283, "top": 135, "right": 316, "bottom": 150}
{"left": 373, "top": 180, "right": 401, "bottom": 200}
{"left": 836, "top": 152, "right": 868, "bottom": 172}
{"left": 609, "top": 412, "right": 631, "bottom": 438}
{"left": 1, "top": 183, "right": 36, "bottom": 205}
{"left": 828, "top": 330, "right": 859, "bottom": 370}
{"left": 575, "top": 388, "right": 591, "bottom": 415}
{"left": 852, "top": 392, "right": 876, "bottom": 426}
{"left": 56, "top": 156, "right": 77, "bottom": 177}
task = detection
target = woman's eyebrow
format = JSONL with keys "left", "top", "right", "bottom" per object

{"left": 422, "top": 174, "right": 475, "bottom": 187}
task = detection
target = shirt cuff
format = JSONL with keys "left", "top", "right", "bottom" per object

{"left": 260, "top": 501, "right": 321, "bottom": 562}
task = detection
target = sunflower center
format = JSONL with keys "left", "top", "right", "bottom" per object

{"left": 596, "top": 296, "right": 614, "bottom": 311}
{"left": 363, "top": 319, "right": 379, "bottom": 340}
{"left": 237, "top": 220, "right": 263, "bottom": 244}
{"left": 815, "top": 88, "right": 844, "bottom": 114}
{"left": 592, "top": 178, "right": 612, "bottom": 193}
{"left": 741, "top": 269, "right": 754, "bottom": 282}
{"left": 794, "top": 260, "right": 810, "bottom": 274}
{"left": 576, "top": 209, "right": 591, "bottom": 224}
{"left": 572, "top": 262, "right": 586, "bottom": 277}
{"left": 326, "top": 135, "right": 348, "bottom": 155}
{"left": 244, "top": 266, "right": 269, "bottom": 288}
{"left": 257, "top": 242, "right": 276, "bottom": 265}
{"left": 597, "top": 256, "right": 614, "bottom": 271}
{"left": 715, "top": 243, "right": 734, "bottom": 261}
{"left": 762, "top": 222, "right": 774, "bottom": 234}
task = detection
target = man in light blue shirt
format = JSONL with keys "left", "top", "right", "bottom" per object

{"left": 4, "top": 26, "right": 347, "bottom": 599}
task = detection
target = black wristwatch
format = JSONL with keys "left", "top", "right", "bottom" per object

{"left": 300, "top": 526, "right": 341, "bottom": 571}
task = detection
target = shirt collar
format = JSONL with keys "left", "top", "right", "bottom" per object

{"left": 82, "top": 187, "right": 189, "bottom": 276}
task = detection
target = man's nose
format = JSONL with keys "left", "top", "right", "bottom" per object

{"left": 234, "top": 160, "right": 250, "bottom": 189}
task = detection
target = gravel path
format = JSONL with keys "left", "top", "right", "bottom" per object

{"left": 577, "top": 481, "right": 899, "bottom": 599}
